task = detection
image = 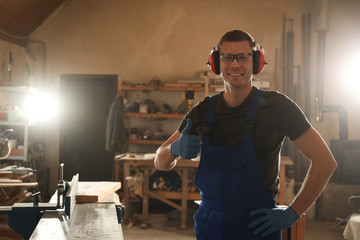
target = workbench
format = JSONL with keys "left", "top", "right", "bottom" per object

{"left": 278, "top": 156, "right": 294, "bottom": 205}
{"left": 114, "top": 154, "right": 297, "bottom": 230}
{"left": 29, "top": 181, "right": 123, "bottom": 240}
{"left": 114, "top": 154, "right": 200, "bottom": 228}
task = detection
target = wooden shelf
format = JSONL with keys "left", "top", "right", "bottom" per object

{"left": 119, "top": 85, "right": 204, "bottom": 92}
{"left": 123, "top": 112, "right": 184, "bottom": 119}
{"left": 126, "top": 139, "right": 164, "bottom": 145}
{"left": 9, "top": 149, "right": 24, "bottom": 156}
{"left": 119, "top": 85, "right": 224, "bottom": 93}
{"left": 7, "top": 151, "right": 44, "bottom": 160}
{"left": 0, "top": 120, "right": 36, "bottom": 126}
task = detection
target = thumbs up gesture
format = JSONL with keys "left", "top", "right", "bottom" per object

{"left": 170, "top": 119, "right": 201, "bottom": 159}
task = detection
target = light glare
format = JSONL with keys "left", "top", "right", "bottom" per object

{"left": 343, "top": 55, "right": 360, "bottom": 101}
{"left": 25, "top": 92, "right": 59, "bottom": 122}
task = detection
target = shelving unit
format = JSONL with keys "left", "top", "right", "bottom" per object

{"left": 0, "top": 85, "right": 44, "bottom": 163}
{"left": 123, "top": 111, "right": 184, "bottom": 146}
{"left": 0, "top": 120, "right": 30, "bottom": 161}
{"left": 119, "top": 80, "right": 273, "bottom": 151}
{"left": 119, "top": 83, "right": 211, "bottom": 152}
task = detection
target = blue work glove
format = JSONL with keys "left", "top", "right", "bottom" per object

{"left": 170, "top": 119, "right": 201, "bottom": 159}
{"left": 248, "top": 206, "right": 300, "bottom": 237}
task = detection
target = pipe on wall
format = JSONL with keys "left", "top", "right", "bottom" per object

{"left": 315, "top": 30, "right": 326, "bottom": 122}
{"left": 26, "top": 39, "right": 47, "bottom": 86}
{"left": 315, "top": 0, "right": 349, "bottom": 140}
{"left": 301, "top": 13, "right": 311, "bottom": 118}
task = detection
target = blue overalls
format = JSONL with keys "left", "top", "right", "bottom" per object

{"left": 194, "top": 89, "right": 281, "bottom": 240}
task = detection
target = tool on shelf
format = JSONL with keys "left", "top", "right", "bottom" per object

{"left": 183, "top": 88, "right": 196, "bottom": 110}
{"left": 0, "top": 129, "right": 14, "bottom": 159}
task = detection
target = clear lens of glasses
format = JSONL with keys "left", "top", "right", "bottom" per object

{"left": 219, "top": 53, "right": 252, "bottom": 64}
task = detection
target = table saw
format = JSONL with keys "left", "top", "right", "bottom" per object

{"left": 0, "top": 166, "right": 124, "bottom": 240}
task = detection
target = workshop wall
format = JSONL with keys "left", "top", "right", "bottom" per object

{"left": 31, "top": 0, "right": 311, "bottom": 82}
{"left": 1, "top": 0, "right": 359, "bottom": 194}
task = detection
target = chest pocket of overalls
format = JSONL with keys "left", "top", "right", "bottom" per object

{"left": 203, "top": 144, "right": 248, "bottom": 174}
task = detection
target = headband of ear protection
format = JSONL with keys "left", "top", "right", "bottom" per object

{"left": 207, "top": 42, "right": 267, "bottom": 75}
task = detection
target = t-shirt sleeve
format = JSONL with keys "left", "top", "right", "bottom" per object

{"left": 275, "top": 93, "right": 311, "bottom": 140}
{"left": 177, "top": 115, "right": 188, "bottom": 133}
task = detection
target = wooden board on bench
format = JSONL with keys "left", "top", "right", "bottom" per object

{"left": 75, "top": 182, "right": 121, "bottom": 203}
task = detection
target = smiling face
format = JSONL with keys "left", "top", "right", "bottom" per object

{"left": 219, "top": 41, "right": 253, "bottom": 90}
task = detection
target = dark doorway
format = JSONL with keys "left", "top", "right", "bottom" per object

{"left": 60, "top": 74, "right": 117, "bottom": 181}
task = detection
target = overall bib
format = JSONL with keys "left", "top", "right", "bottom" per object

{"left": 194, "top": 89, "right": 281, "bottom": 240}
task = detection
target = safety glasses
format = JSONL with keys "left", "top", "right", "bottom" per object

{"left": 219, "top": 53, "right": 253, "bottom": 64}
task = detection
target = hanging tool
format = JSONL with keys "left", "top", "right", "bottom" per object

{"left": 183, "top": 88, "right": 196, "bottom": 110}
{"left": 8, "top": 52, "right": 13, "bottom": 82}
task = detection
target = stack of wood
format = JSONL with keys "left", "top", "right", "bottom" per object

{"left": 0, "top": 166, "right": 38, "bottom": 206}
{"left": 0, "top": 166, "right": 39, "bottom": 239}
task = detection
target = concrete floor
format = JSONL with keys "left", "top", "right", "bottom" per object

{"left": 122, "top": 211, "right": 346, "bottom": 240}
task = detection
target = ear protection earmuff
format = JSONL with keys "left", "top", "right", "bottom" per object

{"left": 207, "top": 43, "right": 267, "bottom": 75}
{"left": 208, "top": 49, "right": 220, "bottom": 75}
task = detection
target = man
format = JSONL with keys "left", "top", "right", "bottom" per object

{"left": 154, "top": 30, "right": 337, "bottom": 239}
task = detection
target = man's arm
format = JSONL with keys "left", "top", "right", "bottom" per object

{"left": 154, "top": 131, "right": 181, "bottom": 171}
{"left": 248, "top": 126, "right": 337, "bottom": 237}
{"left": 290, "top": 126, "right": 337, "bottom": 215}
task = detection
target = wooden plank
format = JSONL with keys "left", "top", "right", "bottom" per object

{"left": 76, "top": 182, "right": 121, "bottom": 203}
{"left": 18, "top": 172, "right": 35, "bottom": 181}
{"left": 147, "top": 190, "right": 182, "bottom": 211}
{"left": 0, "top": 171, "right": 13, "bottom": 178}
{"left": 150, "top": 191, "right": 201, "bottom": 200}
{"left": 0, "top": 178, "right": 22, "bottom": 183}
{"left": 164, "top": 83, "right": 202, "bottom": 87}
{"left": 0, "top": 182, "right": 38, "bottom": 187}
{"left": 123, "top": 112, "right": 184, "bottom": 119}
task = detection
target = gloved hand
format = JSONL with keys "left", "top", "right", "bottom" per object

{"left": 248, "top": 206, "right": 300, "bottom": 237}
{"left": 170, "top": 119, "right": 201, "bottom": 159}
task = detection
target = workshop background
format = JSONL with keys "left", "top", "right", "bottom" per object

{"left": 0, "top": 0, "right": 360, "bottom": 238}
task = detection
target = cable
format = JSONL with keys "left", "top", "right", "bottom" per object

{"left": 0, "top": 29, "right": 30, "bottom": 39}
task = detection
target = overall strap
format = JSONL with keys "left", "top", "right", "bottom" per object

{"left": 203, "top": 94, "right": 219, "bottom": 136}
{"left": 204, "top": 94, "right": 219, "bottom": 127}
{"left": 243, "top": 89, "right": 265, "bottom": 135}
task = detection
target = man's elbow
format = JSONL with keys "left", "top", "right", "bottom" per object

{"left": 154, "top": 157, "right": 175, "bottom": 171}
{"left": 154, "top": 158, "right": 165, "bottom": 170}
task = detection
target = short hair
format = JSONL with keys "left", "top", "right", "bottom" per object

{"left": 217, "top": 30, "right": 256, "bottom": 50}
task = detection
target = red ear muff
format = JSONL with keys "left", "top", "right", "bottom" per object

{"left": 208, "top": 50, "right": 220, "bottom": 75}
{"left": 252, "top": 49, "right": 267, "bottom": 74}
{"left": 208, "top": 43, "right": 267, "bottom": 75}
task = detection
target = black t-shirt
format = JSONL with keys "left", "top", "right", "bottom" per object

{"left": 177, "top": 86, "right": 311, "bottom": 198}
